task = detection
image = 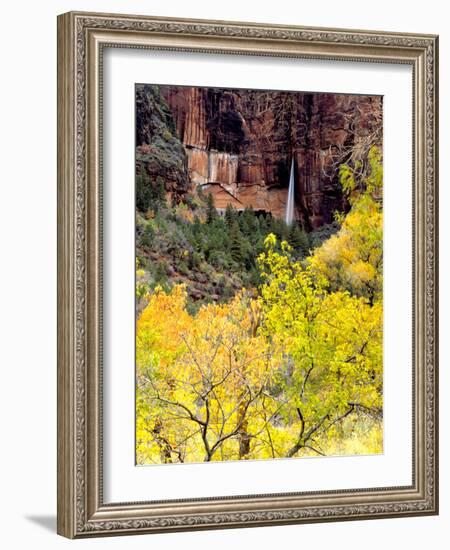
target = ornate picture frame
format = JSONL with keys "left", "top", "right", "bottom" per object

{"left": 57, "top": 11, "right": 438, "bottom": 538}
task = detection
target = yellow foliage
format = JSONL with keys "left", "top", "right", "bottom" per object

{"left": 308, "top": 152, "right": 383, "bottom": 304}
{"left": 137, "top": 286, "right": 279, "bottom": 463}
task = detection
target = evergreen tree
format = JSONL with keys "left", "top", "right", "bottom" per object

{"left": 206, "top": 192, "right": 217, "bottom": 224}
{"left": 229, "top": 221, "right": 244, "bottom": 265}
{"left": 225, "top": 203, "right": 236, "bottom": 228}
{"left": 270, "top": 217, "right": 289, "bottom": 242}
{"left": 288, "top": 223, "right": 310, "bottom": 257}
{"left": 136, "top": 167, "right": 152, "bottom": 212}
{"left": 141, "top": 222, "right": 154, "bottom": 248}
{"left": 258, "top": 214, "right": 269, "bottom": 233}
{"left": 240, "top": 207, "right": 257, "bottom": 237}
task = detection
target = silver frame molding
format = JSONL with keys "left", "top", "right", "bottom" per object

{"left": 57, "top": 11, "right": 439, "bottom": 538}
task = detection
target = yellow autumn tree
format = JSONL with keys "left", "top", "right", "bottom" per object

{"left": 136, "top": 285, "right": 280, "bottom": 463}
{"left": 308, "top": 146, "right": 383, "bottom": 304}
{"left": 257, "top": 235, "right": 382, "bottom": 457}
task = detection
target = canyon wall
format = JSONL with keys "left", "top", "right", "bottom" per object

{"left": 136, "top": 84, "right": 382, "bottom": 228}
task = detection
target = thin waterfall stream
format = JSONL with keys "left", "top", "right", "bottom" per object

{"left": 285, "top": 158, "right": 295, "bottom": 225}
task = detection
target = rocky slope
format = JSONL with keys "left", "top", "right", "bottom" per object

{"left": 136, "top": 84, "right": 382, "bottom": 229}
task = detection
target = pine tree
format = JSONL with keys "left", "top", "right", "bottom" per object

{"left": 136, "top": 167, "right": 152, "bottom": 212}
{"left": 225, "top": 203, "right": 236, "bottom": 228}
{"left": 191, "top": 215, "right": 204, "bottom": 253}
{"left": 206, "top": 192, "right": 217, "bottom": 224}
{"left": 229, "top": 221, "right": 244, "bottom": 264}
{"left": 271, "top": 218, "right": 289, "bottom": 242}
{"left": 288, "top": 223, "right": 310, "bottom": 256}
{"left": 240, "top": 207, "right": 255, "bottom": 236}
{"left": 258, "top": 214, "right": 269, "bottom": 233}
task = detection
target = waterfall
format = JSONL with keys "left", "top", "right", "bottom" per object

{"left": 285, "top": 158, "right": 295, "bottom": 225}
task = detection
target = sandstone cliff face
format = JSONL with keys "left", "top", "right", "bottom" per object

{"left": 137, "top": 84, "right": 382, "bottom": 228}
{"left": 135, "top": 85, "right": 188, "bottom": 198}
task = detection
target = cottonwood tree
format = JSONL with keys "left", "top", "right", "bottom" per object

{"left": 136, "top": 286, "right": 278, "bottom": 463}
{"left": 309, "top": 147, "right": 383, "bottom": 304}
{"left": 257, "top": 234, "right": 382, "bottom": 457}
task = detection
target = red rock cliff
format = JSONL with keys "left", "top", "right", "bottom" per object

{"left": 142, "top": 85, "right": 382, "bottom": 228}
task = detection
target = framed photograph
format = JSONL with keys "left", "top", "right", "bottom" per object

{"left": 57, "top": 11, "right": 439, "bottom": 538}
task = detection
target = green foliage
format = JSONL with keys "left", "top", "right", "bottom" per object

{"left": 140, "top": 221, "right": 155, "bottom": 248}
{"left": 136, "top": 185, "right": 309, "bottom": 308}
{"left": 205, "top": 192, "right": 217, "bottom": 224}
{"left": 136, "top": 168, "right": 167, "bottom": 213}
{"left": 269, "top": 217, "right": 290, "bottom": 243}
{"left": 225, "top": 203, "right": 237, "bottom": 228}
{"left": 288, "top": 224, "right": 310, "bottom": 256}
{"left": 229, "top": 221, "right": 244, "bottom": 264}
{"left": 136, "top": 168, "right": 152, "bottom": 212}
{"left": 153, "top": 260, "right": 169, "bottom": 284}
